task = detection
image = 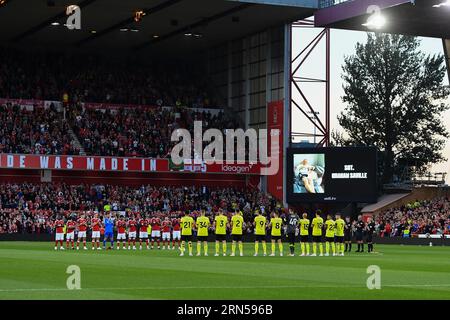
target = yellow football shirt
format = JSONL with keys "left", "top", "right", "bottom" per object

{"left": 231, "top": 215, "right": 244, "bottom": 235}
{"left": 196, "top": 216, "right": 210, "bottom": 237}
{"left": 270, "top": 217, "right": 283, "bottom": 236}
{"left": 254, "top": 215, "right": 267, "bottom": 235}
{"left": 181, "top": 216, "right": 194, "bottom": 236}
{"left": 335, "top": 218, "right": 345, "bottom": 237}
{"left": 299, "top": 218, "right": 310, "bottom": 236}
{"left": 214, "top": 214, "right": 228, "bottom": 235}
{"left": 325, "top": 219, "right": 335, "bottom": 238}
{"left": 311, "top": 217, "right": 324, "bottom": 236}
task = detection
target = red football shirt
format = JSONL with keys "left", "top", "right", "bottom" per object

{"left": 55, "top": 220, "right": 64, "bottom": 233}
{"left": 117, "top": 220, "right": 126, "bottom": 233}
{"left": 151, "top": 218, "right": 161, "bottom": 231}
{"left": 91, "top": 218, "right": 101, "bottom": 231}
{"left": 66, "top": 221, "right": 76, "bottom": 232}
{"left": 172, "top": 218, "right": 181, "bottom": 231}
{"left": 77, "top": 218, "right": 87, "bottom": 232}
{"left": 128, "top": 219, "right": 137, "bottom": 232}
{"left": 162, "top": 220, "right": 171, "bottom": 232}
{"left": 139, "top": 219, "right": 149, "bottom": 232}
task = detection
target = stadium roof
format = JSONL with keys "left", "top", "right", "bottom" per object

{"left": 0, "top": 0, "right": 315, "bottom": 56}
{"left": 315, "top": 0, "right": 450, "bottom": 39}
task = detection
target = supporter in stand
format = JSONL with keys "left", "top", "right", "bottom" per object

{"left": 375, "top": 198, "right": 450, "bottom": 237}
{"left": 0, "top": 182, "right": 277, "bottom": 234}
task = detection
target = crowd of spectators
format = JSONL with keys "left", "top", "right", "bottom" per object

{"left": 0, "top": 47, "right": 216, "bottom": 108}
{"left": 0, "top": 103, "right": 80, "bottom": 155}
{"left": 0, "top": 182, "right": 276, "bottom": 234}
{"left": 375, "top": 197, "right": 450, "bottom": 237}
{"left": 68, "top": 104, "right": 236, "bottom": 158}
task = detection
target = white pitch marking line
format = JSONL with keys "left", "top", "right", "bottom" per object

{"left": 1, "top": 283, "right": 450, "bottom": 292}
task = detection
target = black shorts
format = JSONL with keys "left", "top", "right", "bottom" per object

{"left": 344, "top": 233, "right": 352, "bottom": 241}
{"left": 355, "top": 231, "right": 363, "bottom": 241}
{"left": 312, "top": 235, "right": 322, "bottom": 243}
{"left": 181, "top": 235, "right": 192, "bottom": 242}
{"left": 335, "top": 236, "right": 344, "bottom": 243}
{"left": 287, "top": 232, "right": 296, "bottom": 244}
{"left": 300, "top": 235, "right": 309, "bottom": 243}
{"left": 271, "top": 235, "right": 281, "bottom": 241}
{"left": 366, "top": 234, "right": 373, "bottom": 243}
{"left": 255, "top": 234, "right": 266, "bottom": 242}
{"left": 215, "top": 234, "right": 226, "bottom": 241}
{"left": 232, "top": 234, "right": 243, "bottom": 241}
{"left": 197, "top": 235, "right": 208, "bottom": 242}
{"left": 325, "top": 236, "right": 335, "bottom": 243}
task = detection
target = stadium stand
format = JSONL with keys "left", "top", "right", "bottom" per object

{"left": 0, "top": 48, "right": 216, "bottom": 107}
{"left": 0, "top": 103, "right": 80, "bottom": 155}
{"left": 375, "top": 197, "right": 450, "bottom": 237}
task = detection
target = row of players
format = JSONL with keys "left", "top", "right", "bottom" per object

{"left": 54, "top": 209, "right": 376, "bottom": 257}
{"left": 54, "top": 213, "right": 182, "bottom": 251}
{"left": 177, "top": 209, "right": 375, "bottom": 257}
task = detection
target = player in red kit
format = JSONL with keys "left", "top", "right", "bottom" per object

{"left": 127, "top": 216, "right": 138, "bottom": 250}
{"left": 116, "top": 216, "right": 127, "bottom": 250}
{"left": 161, "top": 217, "right": 172, "bottom": 249}
{"left": 66, "top": 219, "right": 76, "bottom": 250}
{"left": 91, "top": 214, "right": 102, "bottom": 250}
{"left": 150, "top": 217, "right": 161, "bottom": 249}
{"left": 54, "top": 217, "right": 65, "bottom": 250}
{"left": 76, "top": 215, "right": 88, "bottom": 250}
{"left": 139, "top": 216, "right": 150, "bottom": 250}
{"left": 172, "top": 217, "right": 181, "bottom": 250}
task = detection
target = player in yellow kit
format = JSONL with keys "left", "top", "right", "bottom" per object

{"left": 214, "top": 209, "right": 229, "bottom": 256}
{"left": 269, "top": 211, "right": 283, "bottom": 256}
{"left": 324, "top": 214, "right": 336, "bottom": 256}
{"left": 253, "top": 210, "right": 267, "bottom": 256}
{"left": 180, "top": 210, "right": 194, "bottom": 256}
{"left": 334, "top": 213, "right": 345, "bottom": 256}
{"left": 195, "top": 210, "right": 210, "bottom": 256}
{"left": 230, "top": 210, "right": 244, "bottom": 256}
{"left": 311, "top": 210, "right": 324, "bottom": 256}
{"left": 299, "top": 213, "right": 310, "bottom": 256}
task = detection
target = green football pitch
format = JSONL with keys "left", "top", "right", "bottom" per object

{"left": 0, "top": 241, "right": 449, "bottom": 300}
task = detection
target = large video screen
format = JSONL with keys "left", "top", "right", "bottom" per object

{"left": 287, "top": 147, "right": 377, "bottom": 203}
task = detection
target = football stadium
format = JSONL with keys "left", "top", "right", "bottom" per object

{"left": 1, "top": 0, "right": 450, "bottom": 303}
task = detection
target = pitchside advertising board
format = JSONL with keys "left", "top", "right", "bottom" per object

{"left": 287, "top": 147, "right": 378, "bottom": 203}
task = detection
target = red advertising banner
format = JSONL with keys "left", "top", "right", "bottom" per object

{"left": 266, "top": 100, "right": 284, "bottom": 201}
{"left": 0, "top": 154, "right": 262, "bottom": 175}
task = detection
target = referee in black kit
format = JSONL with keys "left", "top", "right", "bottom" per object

{"left": 355, "top": 215, "right": 365, "bottom": 252}
{"left": 344, "top": 216, "right": 353, "bottom": 252}
{"left": 366, "top": 217, "right": 376, "bottom": 253}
